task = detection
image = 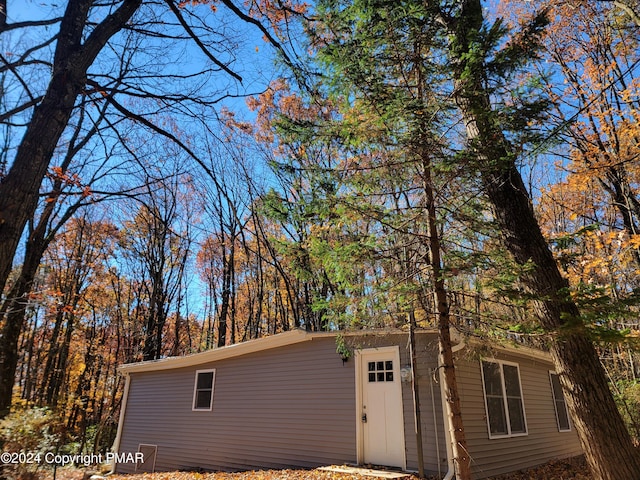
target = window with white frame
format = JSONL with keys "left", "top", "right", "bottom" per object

{"left": 481, "top": 360, "right": 527, "bottom": 438}
{"left": 192, "top": 369, "right": 215, "bottom": 411}
{"left": 549, "top": 372, "right": 571, "bottom": 431}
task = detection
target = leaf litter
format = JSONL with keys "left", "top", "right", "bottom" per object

{"left": 40, "top": 456, "right": 591, "bottom": 480}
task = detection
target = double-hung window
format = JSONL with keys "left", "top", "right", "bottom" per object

{"left": 549, "top": 372, "right": 571, "bottom": 431}
{"left": 481, "top": 360, "right": 527, "bottom": 438}
{"left": 192, "top": 369, "right": 215, "bottom": 411}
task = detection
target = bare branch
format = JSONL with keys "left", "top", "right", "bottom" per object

{"left": 612, "top": 0, "right": 640, "bottom": 26}
{"left": 101, "top": 89, "right": 215, "bottom": 177}
{"left": 163, "top": 0, "right": 242, "bottom": 83}
{"left": 0, "top": 17, "right": 63, "bottom": 33}
{"left": 219, "top": 0, "right": 293, "bottom": 67}
{"left": 0, "top": 96, "right": 44, "bottom": 123}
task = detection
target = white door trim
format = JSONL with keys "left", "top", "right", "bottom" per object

{"left": 355, "top": 346, "right": 406, "bottom": 469}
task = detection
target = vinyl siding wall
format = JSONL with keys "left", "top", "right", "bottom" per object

{"left": 455, "top": 350, "right": 583, "bottom": 478}
{"left": 117, "top": 331, "right": 580, "bottom": 478}
{"left": 117, "top": 331, "right": 448, "bottom": 476}
{"left": 117, "top": 336, "right": 356, "bottom": 473}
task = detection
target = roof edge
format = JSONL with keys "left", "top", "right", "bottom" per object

{"left": 119, "top": 327, "right": 551, "bottom": 374}
{"left": 119, "top": 329, "right": 329, "bottom": 374}
{"left": 466, "top": 337, "right": 553, "bottom": 362}
{"left": 118, "top": 328, "right": 433, "bottom": 374}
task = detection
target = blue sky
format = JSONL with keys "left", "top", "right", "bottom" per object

{"left": 2, "top": 0, "right": 288, "bottom": 326}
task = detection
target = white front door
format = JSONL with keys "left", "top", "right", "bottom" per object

{"left": 358, "top": 347, "right": 406, "bottom": 468}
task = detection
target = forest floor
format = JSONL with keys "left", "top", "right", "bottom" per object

{"left": 39, "top": 456, "right": 591, "bottom": 480}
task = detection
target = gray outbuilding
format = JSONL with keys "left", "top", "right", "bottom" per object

{"left": 113, "top": 329, "right": 583, "bottom": 478}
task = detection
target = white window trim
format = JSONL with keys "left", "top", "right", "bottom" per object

{"left": 192, "top": 369, "right": 215, "bottom": 411}
{"left": 549, "top": 371, "right": 572, "bottom": 432}
{"left": 480, "top": 359, "right": 528, "bottom": 439}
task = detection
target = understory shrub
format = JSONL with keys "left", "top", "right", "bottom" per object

{"left": 0, "top": 407, "right": 63, "bottom": 480}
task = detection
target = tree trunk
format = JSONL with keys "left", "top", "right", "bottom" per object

{"left": 408, "top": 315, "right": 425, "bottom": 479}
{"left": 482, "top": 163, "right": 640, "bottom": 478}
{"left": 40, "top": 308, "right": 65, "bottom": 405}
{"left": 445, "top": 1, "right": 640, "bottom": 477}
{"left": 0, "top": 0, "right": 142, "bottom": 296}
{"left": 420, "top": 154, "right": 471, "bottom": 480}
{"left": 0, "top": 172, "right": 76, "bottom": 416}
{"left": 217, "top": 242, "right": 231, "bottom": 347}
{"left": 600, "top": 164, "right": 640, "bottom": 265}
{"left": 0, "top": 0, "right": 6, "bottom": 30}
{"left": 143, "top": 274, "right": 168, "bottom": 361}
{"left": 45, "top": 313, "right": 75, "bottom": 405}
{"left": 0, "top": 253, "right": 43, "bottom": 416}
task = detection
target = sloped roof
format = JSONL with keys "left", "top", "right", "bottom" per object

{"left": 119, "top": 329, "right": 335, "bottom": 374}
{"left": 118, "top": 327, "right": 552, "bottom": 375}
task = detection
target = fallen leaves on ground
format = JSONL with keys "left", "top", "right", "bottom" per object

{"left": 37, "top": 456, "right": 591, "bottom": 480}
{"left": 485, "top": 456, "right": 591, "bottom": 480}
{"left": 110, "top": 470, "right": 416, "bottom": 480}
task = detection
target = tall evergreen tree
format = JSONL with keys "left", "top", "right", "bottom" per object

{"left": 305, "top": 0, "right": 640, "bottom": 478}
{"left": 439, "top": 2, "right": 640, "bottom": 477}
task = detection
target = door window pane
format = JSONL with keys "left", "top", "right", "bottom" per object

{"left": 367, "top": 359, "right": 394, "bottom": 382}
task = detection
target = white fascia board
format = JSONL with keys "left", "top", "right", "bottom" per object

{"left": 118, "top": 329, "right": 333, "bottom": 374}
{"left": 465, "top": 337, "right": 553, "bottom": 363}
